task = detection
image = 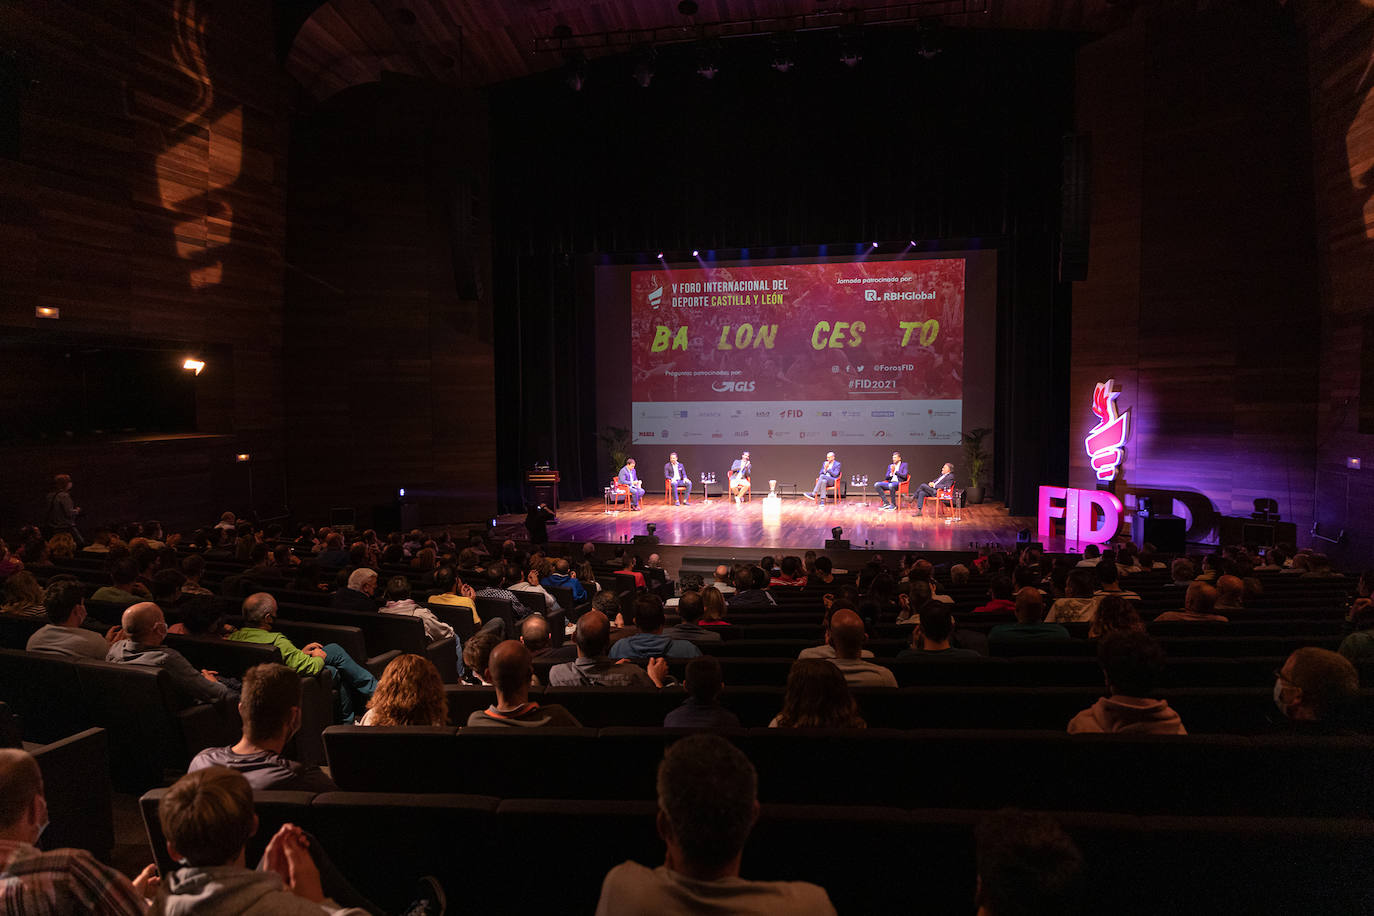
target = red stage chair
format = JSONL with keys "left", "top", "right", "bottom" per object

{"left": 933, "top": 485, "right": 961, "bottom": 520}
{"left": 817, "top": 476, "right": 843, "bottom": 504}
{"left": 606, "top": 478, "right": 630, "bottom": 508}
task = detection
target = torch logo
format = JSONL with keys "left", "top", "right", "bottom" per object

{"left": 1085, "top": 379, "right": 1130, "bottom": 481}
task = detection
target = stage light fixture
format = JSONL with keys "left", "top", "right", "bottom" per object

{"left": 657, "top": 252, "right": 665, "bottom": 260}
{"left": 647, "top": 523, "right": 657, "bottom": 535}
{"left": 235, "top": 453, "right": 251, "bottom": 463}
{"left": 871, "top": 242, "right": 879, "bottom": 248}
{"left": 399, "top": 487, "right": 406, "bottom": 497}
{"left": 182, "top": 358, "right": 205, "bottom": 375}
{"left": 35, "top": 306, "right": 59, "bottom": 319}
{"left": 692, "top": 249, "right": 699, "bottom": 257}
{"left": 831, "top": 526, "right": 843, "bottom": 539}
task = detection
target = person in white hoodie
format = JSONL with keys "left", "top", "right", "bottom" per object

{"left": 1068, "top": 631, "right": 1186, "bottom": 735}
{"left": 151, "top": 766, "right": 443, "bottom": 915}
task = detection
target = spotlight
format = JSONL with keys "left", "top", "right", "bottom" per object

{"left": 647, "top": 523, "right": 657, "bottom": 535}
{"left": 692, "top": 249, "right": 700, "bottom": 257}
{"left": 696, "top": 41, "right": 721, "bottom": 80}
{"left": 234, "top": 453, "right": 251, "bottom": 463}
{"left": 34, "top": 306, "right": 59, "bottom": 319}
{"left": 182, "top": 358, "right": 205, "bottom": 375}
{"left": 871, "top": 241, "right": 879, "bottom": 248}
{"left": 563, "top": 53, "right": 587, "bottom": 92}
{"left": 831, "top": 526, "right": 843, "bottom": 539}
{"left": 771, "top": 33, "right": 797, "bottom": 74}
{"left": 910, "top": 240, "right": 917, "bottom": 246}
{"left": 399, "top": 487, "right": 406, "bottom": 497}
{"left": 656, "top": 252, "right": 664, "bottom": 260}
{"left": 632, "top": 46, "right": 656, "bottom": 88}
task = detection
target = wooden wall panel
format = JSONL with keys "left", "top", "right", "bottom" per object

{"left": 0, "top": 0, "right": 289, "bottom": 531}
{"left": 1072, "top": 4, "right": 1320, "bottom": 545}
{"left": 284, "top": 83, "right": 497, "bottom": 528}
{"left": 1303, "top": 0, "right": 1374, "bottom": 562}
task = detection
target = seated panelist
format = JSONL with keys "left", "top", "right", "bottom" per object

{"left": 617, "top": 458, "right": 645, "bottom": 510}
{"left": 803, "top": 452, "right": 842, "bottom": 500}
{"left": 875, "top": 451, "right": 909, "bottom": 510}
{"left": 728, "top": 451, "right": 752, "bottom": 503}
{"left": 913, "top": 462, "right": 955, "bottom": 513}
{"left": 664, "top": 452, "right": 692, "bottom": 506}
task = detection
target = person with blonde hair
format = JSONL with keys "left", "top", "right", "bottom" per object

{"left": 1088, "top": 595, "right": 1145, "bottom": 639}
{"left": 1, "top": 572, "right": 47, "bottom": 619}
{"left": 359, "top": 654, "right": 449, "bottom": 727}
{"left": 698, "top": 586, "right": 731, "bottom": 628}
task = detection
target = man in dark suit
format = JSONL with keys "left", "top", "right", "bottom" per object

{"left": 913, "top": 462, "right": 955, "bottom": 513}
{"left": 331, "top": 568, "right": 379, "bottom": 611}
{"left": 803, "top": 452, "right": 842, "bottom": 501}
{"left": 664, "top": 452, "right": 691, "bottom": 506}
{"left": 875, "top": 451, "right": 910, "bottom": 510}
{"left": 617, "top": 459, "right": 645, "bottom": 510}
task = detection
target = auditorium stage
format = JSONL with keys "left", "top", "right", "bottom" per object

{"left": 503, "top": 495, "right": 1040, "bottom": 554}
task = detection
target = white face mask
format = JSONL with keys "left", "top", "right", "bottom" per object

{"left": 1273, "top": 678, "right": 1289, "bottom": 714}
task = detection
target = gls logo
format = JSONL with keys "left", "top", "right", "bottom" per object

{"left": 712, "top": 380, "right": 756, "bottom": 392}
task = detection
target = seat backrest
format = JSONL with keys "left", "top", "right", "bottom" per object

{"left": 322, "top": 725, "right": 462, "bottom": 792}
{"left": 166, "top": 634, "right": 281, "bottom": 676}
{"left": 0, "top": 648, "right": 90, "bottom": 743}
{"left": 514, "top": 590, "right": 545, "bottom": 616}
{"left": 0, "top": 616, "right": 44, "bottom": 651}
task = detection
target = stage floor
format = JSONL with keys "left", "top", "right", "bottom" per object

{"left": 507, "top": 494, "right": 1038, "bottom": 553}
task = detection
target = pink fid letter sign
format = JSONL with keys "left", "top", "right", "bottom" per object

{"left": 1038, "top": 486, "right": 1124, "bottom": 545}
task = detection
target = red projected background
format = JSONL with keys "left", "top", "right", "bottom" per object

{"left": 629, "top": 257, "right": 966, "bottom": 445}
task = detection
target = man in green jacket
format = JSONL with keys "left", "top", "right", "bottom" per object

{"left": 229, "top": 593, "right": 377, "bottom": 723}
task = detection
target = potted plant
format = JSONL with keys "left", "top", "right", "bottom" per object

{"left": 598, "top": 426, "right": 632, "bottom": 478}
{"left": 961, "top": 427, "right": 991, "bottom": 505}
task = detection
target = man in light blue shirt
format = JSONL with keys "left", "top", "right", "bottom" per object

{"left": 610, "top": 594, "right": 701, "bottom": 660}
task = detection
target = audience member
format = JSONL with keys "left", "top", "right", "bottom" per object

{"left": 698, "top": 586, "right": 731, "bottom": 628}
{"left": 610, "top": 595, "right": 702, "bottom": 660}
{"left": 520, "top": 613, "right": 575, "bottom": 662}
{"left": 1088, "top": 595, "right": 1145, "bottom": 640}
{"left": 899, "top": 604, "right": 980, "bottom": 658}
{"left": 1068, "top": 631, "right": 1186, "bottom": 734}
{"left": 1163, "top": 558, "right": 1196, "bottom": 591}
{"left": 474, "top": 562, "right": 528, "bottom": 621}
{"left": 465, "top": 640, "right": 581, "bottom": 727}
{"left": 358, "top": 654, "right": 449, "bottom": 727}
{"left": 189, "top": 662, "right": 337, "bottom": 791}
{"left": 1075, "top": 545, "right": 1101, "bottom": 568}
{"left": 107, "top": 602, "right": 238, "bottom": 705}
{"left": 1271, "top": 647, "right": 1360, "bottom": 733}
{"left": 770, "top": 659, "right": 866, "bottom": 728}
{"left": 228, "top": 593, "right": 376, "bottom": 723}
{"left": 179, "top": 555, "right": 213, "bottom": 597}
{"left": 550, "top": 611, "right": 667, "bottom": 687}
{"left": 805, "top": 556, "right": 835, "bottom": 589}
{"left": 727, "top": 567, "right": 776, "bottom": 608}
{"left": 1, "top": 571, "right": 47, "bottom": 620}
{"left": 988, "top": 589, "right": 1069, "bottom": 642}
{"left": 974, "top": 809, "right": 1084, "bottom": 916}
{"left": 662, "top": 591, "right": 722, "bottom": 644}
{"left": 664, "top": 657, "right": 741, "bottom": 729}
{"left": 380, "top": 575, "right": 459, "bottom": 647}
{"left": 769, "top": 556, "right": 807, "bottom": 587}
{"left": 1214, "top": 574, "right": 1246, "bottom": 612}
{"left": 1154, "top": 582, "right": 1227, "bottom": 622}
{"left": 1092, "top": 560, "right": 1139, "bottom": 600}
{"left": 1045, "top": 569, "right": 1100, "bottom": 624}
{"left": 510, "top": 564, "right": 561, "bottom": 613}
{"left": 25, "top": 580, "right": 118, "bottom": 659}
{"left": 331, "top": 568, "right": 379, "bottom": 612}
{"left": 972, "top": 575, "right": 1016, "bottom": 614}
{"left": 459, "top": 628, "right": 503, "bottom": 687}
{"left": 595, "top": 734, "right": 835, "bottom": 914}
{"left": 156, "top": 766, "right": 443, "bottom": 914}
{"left": 0, "top": 749, "right": 155, "bottom": 913}
{"left": 541, "top": 558, "right": 587, "bottom": 603}
{"left": 1338, "top": 605, "right": 1374, "bottom": 664}
{"left": 426, "top": 567, "right": 480, "bottom": 625}
{"left": 817, "top": 609, "right": 897, "bottom": 686}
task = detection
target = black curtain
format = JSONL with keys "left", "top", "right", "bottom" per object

{"left": 488, "top": 26, "right": 1077, "bottom": 514}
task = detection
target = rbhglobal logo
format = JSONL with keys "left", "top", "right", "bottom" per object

{"left": 865, "top": 289, "right": 935, "bottom": 302}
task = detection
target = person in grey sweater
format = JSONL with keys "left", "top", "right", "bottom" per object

{"left": 26, "top": 580, "right": 122, "bottom": 660}
{"left": 151, "top": 766, "right": 444, "bottom": 915}
{"left": 106, "top": 603, "right": 238, "bottom": 705}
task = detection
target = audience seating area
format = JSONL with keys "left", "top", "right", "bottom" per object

{"left": 1, "top": 532, "right": 1367, "bottom": 913}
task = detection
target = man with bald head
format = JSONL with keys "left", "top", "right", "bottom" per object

{"left": 541, "top": 557, "right": 588, "bottom": 603}
{"left": 465, "top": 640, "right": 583, "bottom": 727}
{"left": 711, "top": 565, "right": 737, "bottom": 595}
{"left": 1154, "top": 582, "right": 1228, "bottom": 622}
{"left": 0, "top": 749, "right": 156, "bottom": 912}
{"left": 549, "top": 610, "right": 667, "bottom": 687}
{"left": 823, "top": 609, "right": 898, "bottom": 687}
{"left": 1214, "top": 574, "right": 1246, "bottom": 613}
{"left": 228, "top": 593, "right": 376, "bottom": 723}
{"left": 106, "top": 602, "right": 239, "bottom": 705}
{"left": 521, "top": 613, "right": 576, "bottom": 662}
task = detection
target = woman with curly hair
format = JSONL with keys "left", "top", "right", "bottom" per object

{"left": 46, "top": 532, "right": 77, "bottom": 562}
{"left": 769, "top": 659, "right": 866, "bottom": 728}
{"left": 357, "top": 654, "right": 449, "bottom": 727}
{"left": 1089, "top": 595, "right": 1145, "bottom": 639}
{"left": 1, "top": 572, "right": 47, "bottom": 619}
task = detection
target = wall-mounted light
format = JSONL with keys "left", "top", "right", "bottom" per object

{"left": 35, "top": 307, "right": 60, "bottom": 319}
{"left": 183, "top": 358, "right": 205, "bottom": 375}
{"left": 235, "top": 453, "right": 251, "bottom": 463}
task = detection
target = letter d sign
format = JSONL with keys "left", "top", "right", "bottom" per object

{"left": 1037, "top": 486, "right": 1123, "bottom": 546}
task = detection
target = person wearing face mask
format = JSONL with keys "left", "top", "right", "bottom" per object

{"left": 0, "top": 748, "right": 158, "bottom": 913}
{"left": 1271, "top": 648, "right": 1361, "bottom": 735}
{"left": 189, "top": 663, "right": 337, "bottom": 792}
{"left": 26, "top": 580, "right": 125, "bottom": 660}
{"left": 106, "top": 602, "right": 238, "bottom": 706}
